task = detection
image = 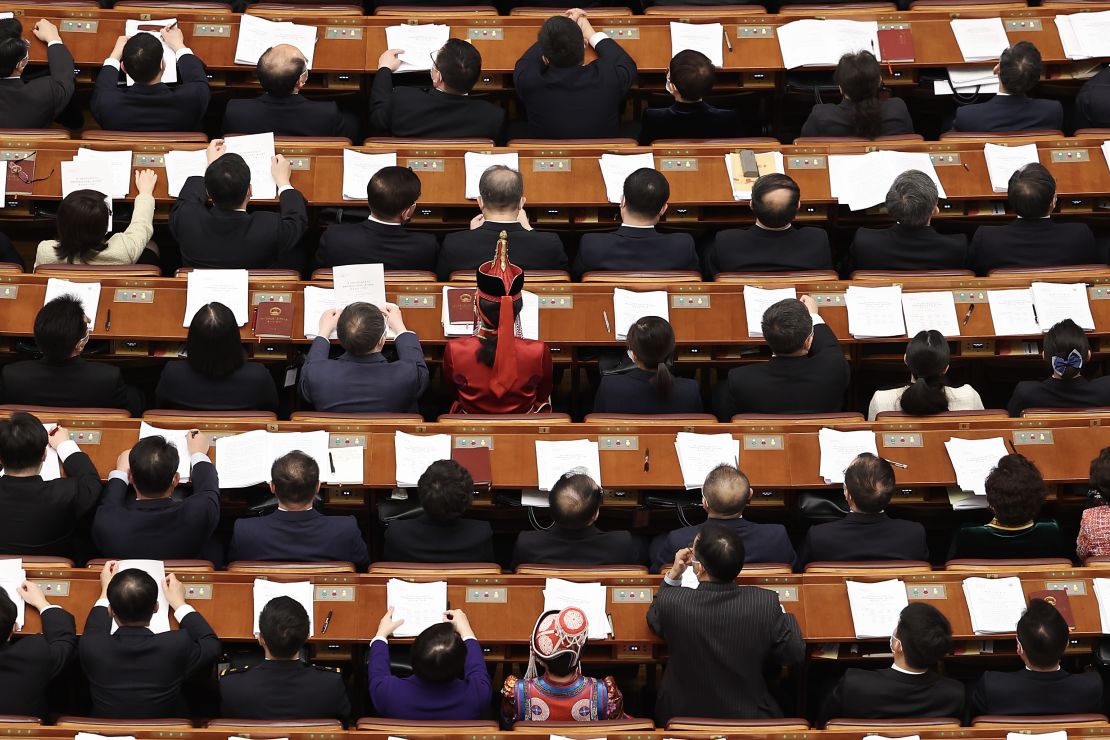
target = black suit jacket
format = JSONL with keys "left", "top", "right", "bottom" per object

{"left": 639, "top": 101, "right": 740, "bottom": 144}
{"left": 820, "top": 668, "right": 965, "bottom": 726}
{"left": 0, "top": 450, "right": 101, "bottom": 557}
{"left": 0, "top": 357, "right": 141, "bottom": 416}
{"left": 970, "top": 668, "right": 1104, "bottom": 717}
{"left": 650, "top": 518, "right": 796, "bottom": 572}
{"left": 799, "top": 98, "right": 914, "bottom": 138}
{"left": 798, "top": 512, "right": 929, "bottom": 568}
{"left": 0, "top": 606, "right": 76, "bottom": 718}
{"left": 593, "top": 367, "right": 703, "bottom": 415}
{"left": 219, "top": 660, "right": 351, "bottom": 722}
{"left": 79, "top": 606, "right": 220, "bottom": 718}
{"left": 574, "top": 226, "right": 699, "bottom": 278}
{"left": 91, "top": 460, "right": 220, "bottom": 560}
{"left": 438, "top": 221, "right": 567, "bottom": 280}
{"left": 512, "top": 525, "right": 639, "bottom": 567}
{"left": 951, "top": 95, "right": 1064, "bottom": 132}
{"left": 383, "top": 514, "right": 495, "bottom": 563}
{"left": 90, "top": 53, "right": 210, "bottom": 132}
{"left": 847, "top": 224, "right": 969, "bottom": 273}
{"left": 369, "top": 69, "right": 505, "bottom": 141}
{"left": 170, "top": 176, "right": 308, "bottom": 269}
{"left": 228, "top": 508, "right": 370, "bottom": 570}
{"left": 513, "top": 39, "right": 636, "bottom": 138}
{"left": 1008, "top": 376, "right": 1110, "bottom": 416}
{"left": 714, "top": 323, "right": 850, "bottom": 419}
{"left": 969, "top": 219, "right": 1102, "bottom": 275}
{"left": 224, "top": 93, "right": 354, "bottom": 139}
{"left": 707, "top": 225, "right": 833, "bottom": 276}
{"left": 648, "top": 581, "right": 804, "bottom": 724}
{"left": 0, "top": 43, "right": 74, "bottom": 129}
{"left": 299, "top": 333, "right": 429, "bottom": 414}
{"left": 154, "top": 361, "right": 279, "bottom": 412}
{"left": 1077, "top": 66, "right": 1110, "bottom": 129}
{"left": 316, "top": 220, "right": 439, "bottom": 272}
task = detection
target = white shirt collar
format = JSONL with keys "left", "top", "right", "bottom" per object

{"left": 891, "top": 663, "right": 927, "bottom": 675}
{"left": 620, "top": 223, "right": 656, "bottom": 229}
{"left": 368, "top": 214, "right": 401, "bottom": 226}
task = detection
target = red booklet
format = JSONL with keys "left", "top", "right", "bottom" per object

{"left": 444, "top": 287, "right": 476, "bottom": 324}
{"left": 1029, "top": 589, "right": 1075, "bottom": 629}
{"left": 877, "top": 28, "right": 915, "bottom": 63}
{"left": 452, "top": 445, "right": 492, "bottom": 491}
{"left": 253, "top": 301, "right": 294, "bottom": 338}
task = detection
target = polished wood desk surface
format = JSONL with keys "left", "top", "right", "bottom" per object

{"left": 4, "top": 732, "right": 1103, "bottom": 740}
{"left": 2, "top": 4, "right": 1108, "bottom": 73}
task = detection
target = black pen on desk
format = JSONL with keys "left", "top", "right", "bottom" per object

{"left": 723, "top": 28, "right": 733, "bottom": 52}
{"left": 881, "top": 457, "right": 909, "bottom": 469}
{"left": 962, "top": 303, "right": 975, "bottom": 326}
{"left": 643, "top": 448, "right": 650, "bottom": 473}
{"left": 328, "top": 451, "right": 336, "bottom": 474}
{"left": 321, "top": 610, "right": 333, "bottom": 634}
{"left": 105, "top": 309, "right": 111, "bottom": 332}
{"left": 1031, "top": 303, "right": 1039, "bottom": 326}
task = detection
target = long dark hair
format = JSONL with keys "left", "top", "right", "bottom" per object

{"left": 627, "top": 315, "right": 675, "bottom": 400}
{"left": 476, "top": 296, "right": 522, "bottom": 368}
{"left": 899, "top": 330, "right": 951, "bottom": 416}
{"left": 186, "top": 302, "right": 246, "bottom": 378}
{"left": 834, "top": 51, "right": 883, "bottom": 140}
{"left": 54, "top": 190, "right": 110, "bottom": 263}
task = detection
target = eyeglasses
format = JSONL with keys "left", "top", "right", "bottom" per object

{"left": 428, "top": 51, "right": 439, "bottom": 72}
{"left": 6, "top": 156, "right": 53, "bottom": 185}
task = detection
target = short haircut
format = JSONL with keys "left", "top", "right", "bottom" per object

{"left": 0, "top": 412, "right": 47, "bottom": 472}
{"left": 205, "top": 153, "right": 251, "bottom": 210}
{"left": 435, "top": 38, "right": 482, "bottom": 94}
{"left": 257, "top": 45, "right": 306, "bottom": 97}
{"left": 417, "top": 459, "right": 474, "bottom": 523}
{"left": 844, "top": 453, "right": 896, "bottom": 513}
{"left": 751, "top": 173, "right": 801, "bottom": 229}
{"left": 999, "top": 41, "right": 1043, "bottom": 96}
{"left": 1090, "top": 446, "right": 1110, "bottom": 498}
{"left": 128, "top": 436, "right": 180, "bottom": 497}
{"left": 367, "top": 166, "right": 421, "bottom": 220}
{"left": 271, "top": 451, "right": 320, "bottom": 507}
{"left": 886, "top": 170, "right": 938, "bottom": 228}
{"left": 478, "top": 165, "right": 523, "bottom": 211}
{"left": 337, "top": 302, "right": 385, "bottom": 357}
{"left": 985, "top": 453, "right": 1046, "bottom": 526}
{"left": 0, "top": 18, "right": 23, "bottom": 42}
{"left": 895, "top": 602, "right": 952, "bottom": 669}
{"left": 702, "top": 464, "right": 751, "bottom": 516}
{"left": 538, "top": 15, "right": 584, "bottom": 68}
{"left": 550, "top": 473, "right": 602, "bottom": 529}
{"left": 1008, "top": 162, "right": 1056, "bottom": 219}
{"left": 761, "top": 298, "right": 813, "bottom": 355}
{"left": 0, "top": 36, "right": 27, "bottom": 78}
{"left": 0, "top": 589, "right": 14, "bottom": 642}
{"left": 107, "top": 568, "right": 159, "bottom": 625}
{"left": 186, "top": 302, "right": 246, "bottom": 379}
{"left": 669, "top": 49, "right": 715, "bottom": 100}
{"left": 34, "top": 294, "right": 87, "bottom": 362}
{"left": 694, "top": 521, "right": 745, "bottom": 582}
{"left": 622, "top": 168, "right": 669, "bottom": 220}
{"left": 55, "top": 190, "right": 110, "bottom": 263}
{"left": 412, "top": 622, "right": 467, "bottom": 682}
{"left": 259, "top": 595, "right": 309, "bottom": 660}
{"left": 1018, "top": 598, "right": 1069, "bottom": 669}
{"left": 122, "top": 33, "right": 163, "bottom": 85}
{"left": 1044, "top": 319, "right": 1089, "bottom": 380}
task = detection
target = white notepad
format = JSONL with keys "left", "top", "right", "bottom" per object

{"left": 394, "top": 431, "right": 451, "bottom": 488}
{"left": 342, "top": 150, "right": 397, "bottom": 201}
{"left": 543, "top": 578, "right": 611, "bottom": 639}
{"left": 163, "top": 149, "right": 208, "bottom": 198}
{"left": 235, "top": 13, "right": 317, "bottom": 68}
{"left": 776, "top": 19, "right": 880, "bottom": 69}
{"left": 743, "top": 286, "right": 796, "bottom": 337}
{"left": 598, "top": 153, "right": 656, "bottom": 204}
{"left": 846, "top": 579, "right": 908, "bottom": 638}
{"left": 674, "top": 432, "right": 740, "bottom": 490}
{"left": 1092, "top": 578, "right": 1110, "bottom": 633}
{"left": 463, "top": 152, "right": 519, "bottom": 200}
{"left": 215, "top": 430, "right": 330, "bottom": 488}
{"left": 944, "top": 436, "right": 1008, "bottom": 496}
{"left": 845, "top": 285, "right": 906, "bottom": 338}
{"left": 962, "top": 576, "right": 1026, "bottom": 634}
{"left": 224, "top": 132, "right": 278, "bottom": 200}
{"left": 1030, "top": 282, "right": 1095, "bottom": 332}
{"left": 818, "top": 428, "right": 878, "bottom": 484}
{"left": 138, "top": 422, "right": 193, "bottom": 483}
{"left": 983, "top": 143, "right": 1039, "bottom": 193}
{"left": 114, "top": 560, "right": 170, "bottom": 634}
{"left": 384, "top": 24, "right": 451, "bottom": 72}
{"left": 0, "top": 560, "right": 26, "bottom": 629}
{"left": 44, "top": 278, "right": 101, "bottom": 331}
{"left": 901, "top": 291, "right": 961, "bottom": 337}
{"left": 669, "top": 22, "right": 723, "bottom": 67}
{"left": 950, "top": 17, "right": 1010, "bottom": 62}
{"left": 124, "top": 19, "right": 179, "bottom": 86}
{"left": 535, "top": 439, "right": 601, "bottom": 492}
{"left": 183, "top": 269, "right": 249, "bottom": 327}
{"left": 987, "top": 288, "right": 1040, "bottom": 336}
{"left": 73, "top": 148, "right": 132, "bottom": 199}
{"left": 252, "top": 579, "right": 315, "bottom": 635}
{"left": 612, "top": 288, "right": 669, "bottom": 340}
{"left": 386, "top": 578, "right": 447, "bottom": 637}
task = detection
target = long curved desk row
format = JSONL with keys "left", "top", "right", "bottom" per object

{"left": 2, "top": 730, "right": 1106, "bottom": 740}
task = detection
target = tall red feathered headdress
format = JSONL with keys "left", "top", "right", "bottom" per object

{"left": 475, "top": 230, "right": 525, "bottom": 398}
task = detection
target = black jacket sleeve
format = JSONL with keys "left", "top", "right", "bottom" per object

{"left": 90, "top": 64, "right": 120, "bottom": 127}
{"left": 44, "top": 43, "right": 76, "bottom": 119}
{"left": 368, "top": 67, "right": 394, "bottom": 135}
{"left": 274, "top": 188, "right": 309, "bottom": 261}
{"left": 593, "top": 37, "right": 636, "bottom": 95}
{"left": 175, "top": 53, "right": 211, "bottom": 128}
{"left": 61, "top": 451, "right": 103, "bottom": 520}
{"left": 178, "top": 610, "right": 221, "bottom": 676}
{"left": 39, "top": 606, "right": 77, "bottom": 678}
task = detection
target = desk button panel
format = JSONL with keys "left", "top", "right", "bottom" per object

{"left": 325, "top": 27, "right": 363, "bottom": 39}
{"left": 737, "top": 25, "right": 774, "bottom": 37}
{"left": 133, "top": 154, "right": 165, "bottom": 167}
{"left": 930, "top": 153, "right": 963, "bottom": 167}
{"left": 811, "top": 292, "right": 844, "bottom": 306}
{"left": 1045, "top": 580, "right": 1087, "bottom": 595}
{"left": 1050, "top": 148, "right": 1089, "bottom": 163}
{"left": 743, "top": 434, "right": 783, "bottom": 450}
{"left": 537, "top": 295, "right": 573, "bottom": 308}
{"left": 764, "top": 585, "right": 797, "bottom": 602}
{"left": 406, "top": 159, "right": 444, "bottom": 172}
{"left": 533, "top": 159, "right": 570, "bottom": 172}
{"left": 33, "top": 581, "right": 69, "bottom": 597}
{"left": 1005, "top": 18, "right": 1042, "bottom": 31}
{"left": 455, "top": 436, "right": 493, "bottom": 449}
{"left": 660, "top": 158, "right": 699, "bottom": 171}
{"left": 787, "top": 156, "right": 827, "bottom": 170}
{"left": 612, "top": 589, "right": 651, "bottom": 603}
{"left": 315, "top": 587, "right": 355, "bottom": 602}
{"left": 602, "top": 28, "right": 639, "bottom": 39}
{"left": 60, "top": 20, "right": 98, "bottom": 32}
{"left": 0, "top": 285, "right": 18, "bottom": 300}
{"left": 251, "top": 291, "right": 292, "bottom": 306}
{"left": 467, "top": 27, "right": 504, "bottom": 40}
{"left": 952, "top": 290, "right": 988, "bottom": 303}
{"left": 1013, "top": 430, "right": 1054, "bottom": 445}
{"left": 113, "top": 288, "right": 153, "bottom": 303}
{"left": 1090, "top": 286, "right": 1110, "bottom": 301}
{"left": 466, "top": 588, "right": 507, "bottom": 603}
{"left": 878, "top": 22, "right": 911, "bottom": 30}
{"left": 396, "top": 294, "right": 435, "bottom": 308}
{"left": 671, "top": 295, "right": 710, "bottom": 308}
{"left": 194, "top": 24, "right": 231, "bottom": 37}
{"left": 882, "top": 433, "right": 922, "bottom": 448}
{"left": 330, "top": 434, "right": 367, "bottom": 448}
{"left": 907, "top": 584, "right": 947, "bottom": 599}
{"left": 599, "top": 435, "right": 639, "bottom": 451}
{"left": 69, "top": 431, "right": 100, "bottom": 445}
{"left": 184, "top": 584, "right": 211, "bottom": 600}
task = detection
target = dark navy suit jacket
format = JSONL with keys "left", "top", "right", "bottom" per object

{"left": 91, "top": 53, "right": 210, "bottom": 131}
{"left": 970, "top": 668, "right": 1104, "bottom": 716}
{"left": 574, "top": 225, "right": 699, "bottom": 278}
{"left": 298, "top": 332, "right": 429, "bottom": 413}
{"left": 228, "top": 508, "right": 370, "bottom": 569}
{"left": 951, "top": 95, "right": 1063, "bottom": 132}
{"left": 651, "top": 517, "right": 796, "bottom": 572}
{"left": 639, "top": 101, "right": 740, "bottom": 143}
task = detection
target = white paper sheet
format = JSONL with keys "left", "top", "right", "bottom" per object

{"left": 535, "top": 439, "right": 601, "bottom": 492}
{"left": 987, "top": 288, "right": 1040, "bottom": 336}
{"left": 963, "top": 575, "right": 1026, "bottom": 634}
{"left": 674, "top": 432, "right": 740, "bottom": 490}
{"left": 163, "top": 148, "right": 208, "bottom": 198}
{"left": 669, "top": 22, "right": 723, "bottom": 67}
{"left": 214, "top": 430, "right": 329, "bottom": 488}
{"left": 901, "top": 291, "right": 961, "bottom": 337}
{"left": 44, "top": 278, "right": 101, "bottom": 331}
{"left": 0, "top": 423, "right": 62, "bottom": 482}
{"left": 184, "top": 269, "right": 249, "bottom": 327}
{"left": 464, "top": 152, "right": 519, "bottom": 200}
{"left": 818, "top": 428, "right": 878, "bottom": 484}
{"left": 598, "top": 153, "right": 656, "bottom": 204}
{"left": 73, "top": 148, "right": 132, "bottom": 199}
{"left": 334, "top": 263, "right": 387, "bottom": 314}
{"left": 234, "top": 13, "right": 317, "bottom": 68}
{"left": 303, "top": 285, "right": 338, "bottom": 340}
{"left": 723, "top": 150, "right": 785, "bottom": 200}
{"left": 944, "top": 436, "right": 1008, "bottom": 496}
{"left": 394, "top": 431, "right": 452, "bottom": 488}
{"left": 224, "top": 132, "right": 277, "bottom": 200}
{"left": 950, "top": 18, "right": 1010, "bottom": 62}
{"left": 1005, "top": 732, "right": 1067, "bottom": 740}
{"left": 322, "top": 446, "right": 364, "bottom": 484}
{"left": 114, "top": 559, "right": 170, "bottom": 634}
{"left": 543, "top": 578, "right": 610, "bottom": 639}
{"left": 252, "top": 579, "right": 315, "bottom": 635}
{"left": 384, "top": 24, "right": 451, "bottom": 73}
{"left": 520, "top": 290, "right": 540, "bottom": 341}
{"left": 847, "top": 579, "right": 908, "bottom": 638}
{"left": 846, "top": 285, "right": 906, "bottom": 338}
{"left": 124, "top": 19, "right": 179, "bottom": 86}
{"left": 1030, "top": 282, "right": 1095, "bottom": 332}
{"left": 984, "top": 143, "right": 1039, "bottom": 193}
{"left": 1093, "top": 578, "right": 1110, "bottom": 633}
{"left": 60, "top": 160, "right": 115, "bottom": 204}
{"left": 0, "top": 560, "right": 26, "bottom": 629}
{"left": 827, "top": 150, "right": 947, "bottom": 212}
{"left": 1058, "top": 10, "right": 1110, "bottom": 59}
{"left": 743, "top": 286, "right": 796, "bottom": 337}
{"left": 386, "top": 578, "right": 447, "bottom": 637}
{"left": 342, "top": 150, "right": 397, "bottom": 201}
{"left": 138, "top": 422, "right": 192, "bottom": 483}
{"left": 680, "top": 566, "right": 700, "bottom": 589}
{"left": 612, "top": 288, "right": 669, "bottom": 341}
{"left": 265, "top": 431, "right": 330, "bottom": 478}
{"left": 776, "top": 19, "right": 880, "bottom": 69}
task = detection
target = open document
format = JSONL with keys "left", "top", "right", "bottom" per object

{"left": 847, "top": 579, "right": 908, "bottom": 638}
{"left": 818, "top": 428, "right": 878, "bottom": 484}
{"left": 394, "top": 431, "right": 451, "bottom": 488}
{"left": 215, "top": 429, "right": 330, "bottom": 488}
{"left": 463, "top": 152, "right": 519, "bottom": 200}
{"left": 115, "top": 560, "right": 170, "bottom": 634}
{"left": 944, "top": 436, "right": 1008, "bottom": 497}
{"left": 386, "top": 579, "right": 447, "bottom": 637}
{"left": 963, "top": 576, "right": 1026, "bottom": 634}
{"left": 1057, "top": 11, "right": 1110, "bottom": 59}
{"left": 253, "top": 579, "right": 314, "bottom": 635}
{"left": 675, "top": 432, "right": 740, "bottom": 490}
{"left": 845, "top": 285, "right": 906, "bottom": 338}
{"left": 950, "top": 18, "right": 1009, "bottom": 62}
{"left": 73, "top": 148, "right": 132, "bottom": 199}
{"left": 164, "top": 149, "right": 207, "bottom": 198}
{"left": 0, "top": 560, "right": 25, "bottom": 629}
{"left": 543, "top": 578, "right": 611, "bottom": 639}
{"left": 901, "top": 291, "right": 960, "bottom": 337}
{"left": 1030, "top": 282, "right": 1095, "bottom": 332}
{"left": 670, "top": 22, "right": 723, "bottom": 67}
{"left": 984, "top": 143, "right": 1039, "bottom": 193}
{"left": 987, "top": 289, "right": 1040, "bottom": 336}
{"left": 124, "top": 19, "right": 179, "bottom": 85}
{"left": 138, "top": 422, "right": 193, "bottom": 483}
{"left": 343, "top": 151, "right": 396, "bottom": 201}
{"left": 935, "top": 66, "right": 998, "bottom": 95}
{"left": 225, "top": 133, "right": 278, "bottom": 200}
{"left": 743, "top": 286, "right": 796, "bottom": 337}
{"left": 60, "top": 159, "right": 117, "bottom": 203}
{"left": 44, "top": 278, "right": 101, "bottom": 331}
{"left": 183, "top": 269, "right": 248, "bottom": 326}
{"left": 535, "top": 439, "right": 601, "bottom": 492}
{"left": 1093, "top": 578, "right": 1110, "bottom": 632}
{"left": 599, "top": 153, "right": 656, "bottom": 204}
{"left": 384, "top": 24, "right": 450, "bottom": 72}
{"left": 235, "top": 13, "right": 317, "bottom": 68}
{"left": 724, "top": 150, "right": 784, "bottom": 200}
{"left": 776, "top": 19, "right": 880, "bottom": 69}
{"left": 828, "top": 150, "right": 946, "bottom": 212}
{"left": 612, "top": 288, "right": 669, "bottom": 340}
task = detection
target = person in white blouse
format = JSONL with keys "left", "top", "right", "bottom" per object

{"left": 867, "top": 330, "right": 984, "bottom": 420}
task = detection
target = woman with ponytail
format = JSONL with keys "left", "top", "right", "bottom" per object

{"left": 593, "top": 316, "right": 702, "bottom": 414}
{"left": 1008, "top": 319, "right": 1110, "bottom": 416}
{"left": 867, "top": 330, "right": 984, "bottom": 420}
{"left": 799, "top": 51, "right": 914, "bottom": 139}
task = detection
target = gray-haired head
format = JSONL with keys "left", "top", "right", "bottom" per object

{"left": 885, "top": 170, "right": 938, "bottom": 228}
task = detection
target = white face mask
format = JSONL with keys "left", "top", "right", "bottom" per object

{"left": 627, "top": 348, "right": 635, "bottom": 363}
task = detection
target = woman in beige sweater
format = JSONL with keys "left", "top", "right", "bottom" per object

{"left": 35, "top": 169, "right": 160, "bottom": 268}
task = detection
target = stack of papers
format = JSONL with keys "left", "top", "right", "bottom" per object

{"left": 138, "top": 422, "right": 193, "bottom": 483}
{"left": 944, "top": 436, "right": 1008, "bottom": 496}
{"left": 342, "top": 151, "right": 396, "bottom": 201}
{"left": 674, "top": 432, "right": 740, "bottom": 490}
{"left": 115, "top": 560, "right": 170, "bottom": 633}
{"left": 124, "top": 19, "right": 179, "bottom": 86}
{"left": 987, "top": 288, "right": 1040, "bottom": 336}
{"left": 324, "top": 446, "right": 365, "bottom": 485}
{"left": 846, "top": 579, "right": 908, "bottom": 638}
{"left": 535, "top": 439, "right": 601, "bottom": 492}
{"left": 902, "top": 291, "right": 961, "bottom": 337}
{"left": 384, "top": 24, "right": 451, "bottom": 72}
{"left": 1093, "top": 578, "right": 1110, "bottom": 632}
{"left": 1030, "top": 282, "right": 1095, "bottom": 332}
{"left": 163, "top": 149, "right": 208, "bottom": 198}
{"left": 302, "top": 263, "right": 390, "bottom": 340}
{"left": 1056, "top": 11, "right": 1110, "bottom": 59}
{"left": 984, "top": 143, "right": 1039, "bottom": 193}
{"left": 935, "top": 66, "right": 998, "bottom": 95}
{"left": 543, "top": 578, "right": 611, "bottom": 639}
{"left": 743, "top": 286, "right": 796, "bottom": 337}
{"left": 598, "top": 153, "right": 656, "bottom": 204}
{"left": 394, "top": 431, "right": 451, "bottom": 487}
{"left": 463, "top": 152, "right": 519, "bottom": 200}
{"left": 44, "top": 278, "right": 101, "bottom": 331}
{"left": 215, "top": 429, "right": 335, "bottom": 488}
{"left": 670, "top": 22, "right": 723, "bottom": 67}
{"left": 225, "top": 133, "right": 278, "bottom": 200}
{"left": 0, "top": 560, "right": 26, "bottom": 629}
{"left": 612, "top": 288, "right": 669, "bottom": 340}
{"left": 62, "top": 148, "right": 132, "bottom": 199}
{"left": 962, "top": 576, "right": 1026, "bottom": 634}
{"left": 1103, "top": 142, "right": 1110, "bottom": 174}
{"left": 845, "top": 285, "right": 906, "bottom": 338}
{"left": 827, "top": 151, "right": 946, "bottom": 211}
{"left": 235, "top": 13, "right": 317, "bottom": 68}
{"left": 776, "top": 19, "right": 880, "bottom": 69}
{"left": 950, "top": 18, "right": 1010, "bottom": 62}
{"left": 184, "top": 269, "right": 249, "bottom": 327}
{"left": 253, "top": 579, "right": 314, "bottom": 635}
{"left": 724, "top": 151, "right": 785, "bottom": 200}
{"left": 818, "top": 428, "right": 878, "bottom": 484}
{"left": 386, "top": 579, "right": 447, "bottom": 637}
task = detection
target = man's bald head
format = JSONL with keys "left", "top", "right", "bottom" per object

{"left": 702, "top": 464, "right": 751, "bottom": 517}
{"left": 477, "top": 165, "right": 524, "bottom": 213}
{"left": 751, "top": 173, "right": 801, "bottom": 229}
{"left": 257, "top": 44, "right": 308, "bottom": 97}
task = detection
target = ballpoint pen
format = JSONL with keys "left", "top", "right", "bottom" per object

{"left": 643, "top": 448, "right": 650, "bottom": 473}
{"left": 602, "top": 310, "right": 612, "bottom": 333}
{"left": 328, "top": 451, "right": 336, "bottom": 474}
{"left": 105, "top": 309, "right": 111, "bottom": 332}
{"left": 962, "top": 303, "right": 975, "bottom": 326}
{"left": 1032, "top": 304, "right": 1039, "bottom": 325}
{"left": 881, "top": 457, "right": 909, "bottom": 469}
{"left": 321, "top": 610, "right": 333, "bottom": 634}
{"left": 723, "top": 29, "right": 733, "bottom": 52}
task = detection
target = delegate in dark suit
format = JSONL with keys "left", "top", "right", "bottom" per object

{"left": 970, "top": 668, "right": 1103, "bottom": 716}
{"left": 0, "top": 358, "right": 142, "bottom": 416}
{"left": 969, "top": 220, "right": 1102, "bottom": 275}
{"left": 650, "top": 519, "right": 796, "bottom": 573}
{"left": 512, "top": 525, "right": 639, "bottom": 568}
{"left": 219, "top": 660, "right": 351, "bottom": 722}
{"left": 0, "top": 42, "right": 74, "bottom": 129}
{"left": 1008, "top": 376, "right": 1110, "bottom": 416}
{"left": 1076, "top": 67, "right": 1110, "bottom": 129}
{"left": 951, "top": 95, "right": 1063, "bottom": 132}
{"left": 299, "top": 333, "right": 429, "bottom": 414}
{"left": 799, "top": 98, "right": 914, "bottom": 138}
{"left": 383, "top": 515, "right": 495, "bottom": 563}
{"left": 820, "top": 668, "right": 965, "bottom": 724}
{"left": 573, "top": 226, "right": 699, "bottom": 278}
{"left": 228, "top": 509, "right": 370, "bottom": 570}
{"left": 797, "top": 512, "right": 929, "bottom": 567}
{"left": 90, "top": 52, "right": 210, "bottom": 131}
{"left": 170, "top": 176, "right": 308, "bottom": 269}
{"left": 91, "top": 458, "right": 220, "bottom": 560}
{"left": 316, "top": 220, "right": 439, "bottom": 272}
{"left": 639, "top": 101, "right": 739, "bottom": 144}
{"left": 593, "top": 368, "right": 703, "bottom": 415}
{"left": 224, "top": 94, "right": 354, "bottom": 139}
{"left": 648, "top": 580, "right": 804, "bottom": 723}
{"left": 437, "top": 222, "right": 567, "bottom": 281}
{"left": 847, "top": 224, "right": 968, "bottom": 273}
{"left": 79, "top": 604, "right": 220, "bottom": 718}
{"left": 706, "top": 226, "right": 833, "bottom": 276}
{"left": 0, "top": 606, "right": 76, "bottom": 718}
{"left": 369, "top": 69, "right": 505, "bottom": 140}
{"left": 154, "top": 361, "right": 279, "bottom": 413}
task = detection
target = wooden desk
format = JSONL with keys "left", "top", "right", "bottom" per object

{"left": 1, "top": 731, "right": 1102, "bottom": 740}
